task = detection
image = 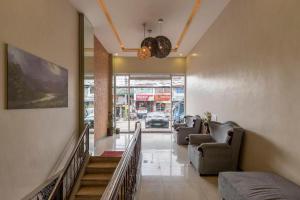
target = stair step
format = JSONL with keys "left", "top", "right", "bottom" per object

{"left": 75, "top": 186, "right": 106, "bottom": 199}
{"left": 81, "top": 173, "right": 112, "bottom": 186}
{"left": 75, "top": 198, "right": 100, "bottom": 200}
{"left": 90, "top": 156, "right": 121, "bottom": 163}
{"left": 86, "top": 162, "right": 118, "bottom": 173}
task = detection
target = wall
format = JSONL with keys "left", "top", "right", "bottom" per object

{"left": 186, "top": 0, "right": 300, "bottom": 184}
{"left": 94, "top": 37, "right": 112, "bottom": 140}
{"left": 113, "top": 56, "right": 186, "bottom": 74}
{"left": 0, "top": 0, "right": 78, "bottom": 199}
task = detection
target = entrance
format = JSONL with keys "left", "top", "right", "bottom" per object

{"left": 114, "top": 74, "right": 185, "bottom": 133}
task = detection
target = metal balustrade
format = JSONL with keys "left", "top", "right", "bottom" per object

{"left": 101, "top": 122, "right": 142, "bottom": 200}
{"left": 24, "top": 121, "right": 141, "bottom": 200}
{"left": 48, "top": 125, "right": 89, "bottom": 200}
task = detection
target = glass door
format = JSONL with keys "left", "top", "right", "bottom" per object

{"left": 171, "top": 76, "right": 185, "bottom": 125}
{"left": 115, "top": 75, "right": 129, "bottom": 132}
{"left": 129, "top": 87, "right": 171, "bottom": 132}
{"left": 113, "top": 74, "right": 185, "bottom": 133}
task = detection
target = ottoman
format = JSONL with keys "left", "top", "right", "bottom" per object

{"left": 219, "top": 172, "right": 300, "bottom": 200}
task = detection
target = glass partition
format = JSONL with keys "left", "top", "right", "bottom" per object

{"left": 82, "top": 16, "right": 94, "bottom": 153}
{"left": 114, "top": 74, "right": 185, "bottom": 133}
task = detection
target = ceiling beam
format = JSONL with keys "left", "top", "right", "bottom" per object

{"left": 96, "top": 0, "right": 201, "bottom": 52}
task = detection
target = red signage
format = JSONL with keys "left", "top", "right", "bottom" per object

{"left": 136, "top": 94, "right": 170, "bottom": 101}
{"left": 136, "top": 94, "right": 152, "bottom": 101}
{"left": 154, "top": 95, "right": 170, "bottom": 101}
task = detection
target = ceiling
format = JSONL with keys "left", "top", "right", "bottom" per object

{"left": 70, "top": 0, "right": 231, "bottom": 57}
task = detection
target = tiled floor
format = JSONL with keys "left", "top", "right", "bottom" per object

{"left": 93, "top": 132, "right": 220, "bottom": 200}
{"left": 136, "top": 133, "right": 220, "bottom": 200}
{"left": 93, "top": 133, "right": 134, "bottom": 156}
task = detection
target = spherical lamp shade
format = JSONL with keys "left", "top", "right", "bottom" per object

{"left": 141, "top": 37, "right": 158, "bottom": 57}
{"left": 155, "top": 36, "right": 172, "bottom": 58}
{"left": 137, "top": 46, "right": 151, "bottom": 60}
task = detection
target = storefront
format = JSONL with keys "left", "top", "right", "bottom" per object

{"left": 114, "top": 74, "right": 185, "bottom": 132}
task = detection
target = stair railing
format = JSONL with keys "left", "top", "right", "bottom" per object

{"left": 101, "top": 121, "right": 142, "bottom": 200}
{"left": 22, "top": 172, "right": 60, "bottom": 200}
{"left": 48, "top": 125, "right": 90, "bottom": 200}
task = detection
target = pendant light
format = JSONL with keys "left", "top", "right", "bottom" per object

{"left": 137, "top": 23, "right": 151, "bottom": 60}
{"left": 141, "top": 29, "right": 158, "bottom": 57}
{"left": 155, "top": 18, "right": 172, "bottom": 58}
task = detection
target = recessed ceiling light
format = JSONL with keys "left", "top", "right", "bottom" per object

{"left": 114, "top": 53, "right": 119, "bottom": 56}
{"left": 179, "top": 53, "right": 183, "bottom": 56}
{"left": 191, "top": 53, "right": 198, "bottom": 57}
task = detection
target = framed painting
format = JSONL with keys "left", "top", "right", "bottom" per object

{"left": 6, "top": 44, "right": 68, "bottom": 109}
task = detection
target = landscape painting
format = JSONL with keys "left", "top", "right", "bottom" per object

{"left": 6, "top": 45, "right": 68, "bottom": 109}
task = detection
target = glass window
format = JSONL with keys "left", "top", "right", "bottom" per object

{"left": 116, "top": 75, "right": 129, "bottom": 87}
{"left": 115, "top": 88, "right": 129, "bottom": 132}
{"left": 130, "top": 79, "right": 171, "bottom": 87}
{"left": 113, "top": 74, "right": 185, "bottom": 132}
{"left": 172, "top": 76, "right": 185, "bottom": 87}
{"left": 155, "top": 88, "right": 171, "bottom": 94}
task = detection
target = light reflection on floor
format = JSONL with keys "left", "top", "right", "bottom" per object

{"left": 92, "top": 132, "right": 219, "bottom": 200}
{"left": 93, "top": 133, "right": 133, "bottom": 156}
{"left": 136, "top": 133, "right": 219, "bottom": 200}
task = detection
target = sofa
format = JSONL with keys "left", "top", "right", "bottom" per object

{"left": 188, "top": 121, "right": 244, "bottom": 175}
{"left": 219, "top": 172, "right": 300, "bottom": 200}
{"left": 176, "top": 115, "right": 202, "bottom": 145}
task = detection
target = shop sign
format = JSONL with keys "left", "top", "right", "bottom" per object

{"left": 136, "top": 94, "right": 154, "bottom": 101}
{"left": 154, "top": 95, "right": 170, "bottom": 101}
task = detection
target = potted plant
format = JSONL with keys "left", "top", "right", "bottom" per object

{"left": 107, "top": 112, "right": 113, "bottom": 136}
{"left": 203, "top": 112, "right": 212, "bottom": 134}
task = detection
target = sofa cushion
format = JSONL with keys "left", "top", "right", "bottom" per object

{"left": 219, "top": 172, "right": 300, "bottom": 200}
{"left": 225, "top": 131, "right": 233, "bottom": 145}
{"left": 210, "top": 122, "right": 234, "bottom": 143}
{"left": 189, "top": 134, "right": 214, "bottom": 145}
{"left": 186, "top": 116, "right": 194, "bottom": 127}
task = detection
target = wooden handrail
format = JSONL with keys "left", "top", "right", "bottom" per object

{"left": 101, "top": 122, "right": 142, "bottom": 200}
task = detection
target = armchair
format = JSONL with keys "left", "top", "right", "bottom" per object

{"left": 188, "top": 121, "right": 244, "bottom": 175}
{"left": 173, "top": 115, "right": 193, "bottom": 130}
{"left": 176, "top": 116, "right": 202, "bottom": 145}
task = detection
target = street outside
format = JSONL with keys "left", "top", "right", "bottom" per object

{"left": 116, "top": 119, "right": 172, "bottom": 132}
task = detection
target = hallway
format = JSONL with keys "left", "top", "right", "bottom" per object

{"left": 136, "top": 133, "right": 219, "bottom": 200}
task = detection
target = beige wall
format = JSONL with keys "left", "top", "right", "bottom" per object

{"left": 113, "top": 56, "right": 186, "bottom": 74}
{"left": 0, "top": 0, "right": 78, "bottom": 199}
{"left": 186, "top": 0, "right": 300, "bottom": 184}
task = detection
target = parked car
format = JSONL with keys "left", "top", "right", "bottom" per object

{"left": 145, "top": 112, "right": 169, "bottom": 128}
{"left": 84, "top": 113, "right": 94, "bottom": 128}
{"left": 137, "top": 109, "right": 147, "bottom": 119}
{"left": 130, "top": 112, "right": 137, "bottom": 120}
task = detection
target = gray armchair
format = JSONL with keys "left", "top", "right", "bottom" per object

{"left": 173, "top": 115, "right": 193, "bottom": 130}
{"left": 188, "top": 121, "right": 244, "bottom": 175}
{"left": 176, "top": 116, "right": 202, "bottom": 145}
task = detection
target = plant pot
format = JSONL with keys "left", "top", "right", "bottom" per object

{"left": 107, "top": 127, "right": 113, "bottom": 136}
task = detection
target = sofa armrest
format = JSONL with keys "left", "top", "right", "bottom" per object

{"left": 189, "top": 134, "right": 214, "bottom": 145}
{"left": 198, "top": 143, "right": 232, "bottom": 158}
{"left": 178, "top": 127, "right": 195, "bottom": 133}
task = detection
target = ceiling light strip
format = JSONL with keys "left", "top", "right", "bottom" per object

{"left": 96, "top": 0, "right": 201, "bottom": 52}
{"left": 175, "top": 0, "right": 201, "bottom": 50}
{"left": 97, "top": 0, "right": 124, "bottom": 49}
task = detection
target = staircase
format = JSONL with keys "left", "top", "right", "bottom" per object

{"left": 74, "top": 156, "right": 120, "bottom": 200}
